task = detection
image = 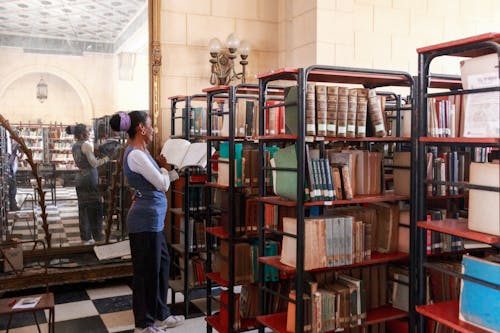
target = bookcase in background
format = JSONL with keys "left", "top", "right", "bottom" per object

{"left": 167, "top": 94, "right": 208, "bottom": 317}
{"left": 412, "top": 33, "right": 500, "bottom": 333}
{"left": 255, "top": 65, "right": 415, "bottom": 333}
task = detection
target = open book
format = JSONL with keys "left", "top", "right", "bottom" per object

{"left": 161, "top": 139, "right": 214, "bottom": 170}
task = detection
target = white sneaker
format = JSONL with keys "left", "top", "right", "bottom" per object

{"left": 83, "top": 239, "right": 95, "bottom": 245}
{"left": 134, "top": 326, "right": 168, "bottom": 333}
{"left": 156, "top": 315, "right": 185, "bottom": 328}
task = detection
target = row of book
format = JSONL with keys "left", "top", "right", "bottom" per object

{"left": 177, "top": 256, "right": 206, "bottom": 288}
{"left": 280, "top": 203, "right": 400, "bottom": 271}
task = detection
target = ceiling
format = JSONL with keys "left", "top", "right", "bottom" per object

{"left": 0, "top": 0, "right": 147, "bottom": 54}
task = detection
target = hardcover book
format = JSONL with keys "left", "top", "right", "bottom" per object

{"left": 161, "top": 138, "right": 214, "bottom": 170}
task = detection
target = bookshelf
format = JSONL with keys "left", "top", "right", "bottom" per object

{"left": 167, "top": 94, "right": 208, "bottom": 317}
{"left": 203, "top": 83, "right": 268, "bottom": 333}
{"left": 256, "top": 65, "right": 415, "bottom": 333}
{"left": 413, "top": 33, "right": 500, "bottom": 333}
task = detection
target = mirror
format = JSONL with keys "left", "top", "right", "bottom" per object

{"left": 0, "top": 0, "right": 160, "bottom": 251}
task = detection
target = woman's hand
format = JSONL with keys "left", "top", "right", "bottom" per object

{"left": 156, "top": 155, "right": 169, "bottom": 169}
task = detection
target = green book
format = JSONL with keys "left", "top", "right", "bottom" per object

{"left": 271, "top": 144, "right": 297, "bottom": 201}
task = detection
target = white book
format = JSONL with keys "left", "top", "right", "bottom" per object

{"left": 161, "top": 138, "right": 214, "bottom": 170}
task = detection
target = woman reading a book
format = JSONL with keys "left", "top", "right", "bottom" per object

{"left": 109, "top": 111, "right": 183, "bottom": 333}
{"left": 67, "top": 124, "right": 109, "bottom": 245}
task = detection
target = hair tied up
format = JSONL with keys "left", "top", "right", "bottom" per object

{"left": 119, "top": 112, "right": 131, "bottom": 132}
{"left": 65, "top": 125, "right": 75, "bottom": 135}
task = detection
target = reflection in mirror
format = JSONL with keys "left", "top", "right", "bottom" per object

{"left": 0, "top": 0, "right": 149, "bottom": 250}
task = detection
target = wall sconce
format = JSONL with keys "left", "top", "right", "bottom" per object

{"left": 208, "top": 33, "right": 250, "bottom": 86}
{"left": 36, "top": 76, "right": 48, "bottom": 103}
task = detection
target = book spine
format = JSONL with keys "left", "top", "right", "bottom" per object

{"left": 367, "top": 89, "right": 387, "bottom": 137}
{"left": 306, "top": 83, "right": 316, "bottom": 136}
{"left": 337, "top": 87, "right": 348, "bottom": 137}
{"left": 327, "top": 86, "right": 339, "bottom": 137}
{"left": 316, "top": 85, "right": 328, "bottom": 136}
{"left": 347, "top": 88, "right": 358, "bottom": 138}
{"left": 356, "top": 88, "right": 368, "bottom": 138}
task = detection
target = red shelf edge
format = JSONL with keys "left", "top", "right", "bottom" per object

{"left": 206, "top": 315, "right": 257, "bottom": 333}
{"left": 416, "top": 301, "right": 493, "bottom": 333}
{"left": 257, "top": 305, "right": 407, "bottom": 333}
{"left": 417, "top": 219, "right": 500, "bottom": 245}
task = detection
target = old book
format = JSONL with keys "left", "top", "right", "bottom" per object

{"left": 245, "top": 100, "right": 255, "bottom": 136}
{"left": 370, "top": 202, "right": 400, "bottom": 253}
{"left": 346, "top": 88, "right": 358, "bottom": 138}
{"left": 316, "top": 85, "right": 328, "bottom": 136}
{"left": 271, "top": 144, "right": 297, "bottom": 201}
{"left": 161, "top": 139, "right": 214, "bottom": 170}
{"left": 460, "top": 53, "right": 500, "bottom": 138}
{"left": 284, "top": 85, "right": 298, "bottom": 135}
{"left": 220, "top": 290, "right": 241, "bottom": 331}
{"left": 367, "top": 89, "right": 387, "bottom": 137}
{"left": 393, "top": 151, "right": 411, "bottom": 196}
{"left": 327, "top": 86, "right": 339, "bottom": 137}
{"left": 306, "top": 83, "right": 316, "bottom": 136}
{"left": 356, "top": 88, "right": 368, "bottom": 137}
{"left": 460, "top": 255, "right": 500, "bottom": 332}
{"left": 337, "top": 87, "right": 349, "bottom": 137}
{"left": 468, "top": 162, "right": 500, "bottom": 235}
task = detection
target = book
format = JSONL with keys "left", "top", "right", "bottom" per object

{"left": 271, "top": 144, "right": 297, "bottom": 201}
{"left": 94, "top": 240, "right": 131, "bottom": 260}
{"left": 12, "top": 296, "right": 41, "bottom": 309}
{"left": 161, "top": 138, "right": 213, "bottom": 170}
{"left": 468, "top": 162, "right": 500, "bottom": 235}
{"left": 460, "top": 53, "right": 500, "bottom": 138}
{"left": 460, "top": 254, "right": 500, "bottom": 333}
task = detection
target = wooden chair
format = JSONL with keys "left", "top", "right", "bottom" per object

{"left": 0, "top": 240, "right": 55, "bottom": 333}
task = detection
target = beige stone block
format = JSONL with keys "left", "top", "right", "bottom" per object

{"left": 443, "top": 17, "right": 478, "bottom": 41}
{"left": 255, "top": 51, "right": 280, "bottom": 77}
{"left": 163, "top": 45, "right": 207, "bottom": 77}
{"left": 355, "top": 0, "right": 391, "bottom": 6}
{"left": 162, "top": 11, "right": 186, "bottom": 45}
{"left": 187, "top": 15, "right": 235, "bottom": 47}
{"left": 392, "top": 36, "right": 424, "bottom": 62}
{"left": 316, "top": 42, "right": 336, "bottom": 65}
{"left": 212, "top": 0, "right": 259, "bottom": 20}
{"left": 162, "top": 0, "right": 211, "bottom": 15}
{"left": 290, "top": 43, "right": 317, "bottom": 68}
{"left": 160, "top": 75, "right": 187, "bottom": 104}
{"left": 258, "top": 0, "right": 280, "bottom": 22}
{"left": 373, "top": 57, "right": 409, "bottom": 72}
{"left": 291, "top": 10, "right": 317, "bottom": 49}
{"left": 236, "top": 20, "right": 280, "bottom": 52}
{"left": 335, "top": 43, "right": 355, "bottom": 66}
{"left": 430, "top": 55, "right": 462, "bottom": 75}
{"left": 187, "top": 77, "right": 212, "bottom": 95}
{"left": 279, "top": 51, "right": 287, "bottom": 68}
{"left": 352, "top": 57, "right": 373, "bottom": 69}
{"left": 317, "top": 0, "right": 336, "bottom": 10}
{"left": 408, "top": 59, "right": 418, "bottom": 76}
{"left": 317, "top": 10, "right": 354, "bottom": 44}
{"left": 428, "top": 0, "right": 460, "bottom": 17}
{"left": 353, "top": 4, "right": 373, "bottom": 32}
{"left": 355, "top": 31, "right": 391, "bottom": 61}
{"left": 292, "top": 0, "right": 317, "bottom": 16}
{"left": 459, "top": 0, "right": 495, "bottom": 18}
{"left": 374, "top": 7, "right": 410, "bottom": 35}
{"left": 410, "top": 14, "right": 444, "bottom": 39}
{"left": 475, "top": 20, "right": 499, "bottom": 35}
{"left": 335, "top": 0, "right": 354, "bottom": 11}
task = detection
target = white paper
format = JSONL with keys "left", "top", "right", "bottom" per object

{"left": 94, "top": 240, "right": 131, "bottom": 261}
{"left": 160, "top": 139, "right": 190, "bottom": 169}
{"left": 12, "top": 297, "right": 41, "bottom": 309}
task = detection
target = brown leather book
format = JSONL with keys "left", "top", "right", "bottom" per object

{"left": 316, "top": 85, "right": 328, "bottom": 136}
{"left": 327, "top": 86, "right": 339, "bottom": 137}
{"left": 367, "top": 89, "right": 387, "bottom": 137}
{"left": 346, "top": 88, "right": 358, "bottom": 138}
{"left": 306, "top": 83, "right": 316, "bottom": 136}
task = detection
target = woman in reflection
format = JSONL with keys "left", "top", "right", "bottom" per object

{"left": 66, "top": 124, "right": 109, "bottom": 245}
{"left": 109, "top": 111, "right": 183, "bottom": 333}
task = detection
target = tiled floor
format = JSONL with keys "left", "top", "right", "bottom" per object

{"left": 0, "top": 278, "right": 268, "bottom": 333}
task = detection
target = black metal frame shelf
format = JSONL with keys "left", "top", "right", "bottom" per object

{"left": 167, "top": 94, "right": 208, "bottom": 318}
{"left": 412, "top": 33, "right": 500, "bottom": 333}
{"left": 256, "top": 64, "right": 415, "bottom": 333}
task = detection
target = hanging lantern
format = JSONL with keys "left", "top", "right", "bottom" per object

{"left": 36, "top": 77, "right": 48, "bottom": 103}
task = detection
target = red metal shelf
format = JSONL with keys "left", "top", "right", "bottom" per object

{"left": 257, "top": 305, "right": 407, "bottom": 332}
{"left": 205, "top": 315, "right": 257, "bottom": 333}
{"left": 256, "top": 134, "right": 298, "bottom": 141}
{"left": 257, "top": 193, "right": 409, "bottom": 207}
{"left": 206, "top": 226, "right": 229, "bottom": 239}
{"left": 205, "top": 182, "right": 230, "bottom": 190}
{"left": 420, "top": 137, "right": 500, "bottom": 144}
{"left": 205, "top": 272, "right": 229, "bottom": 287}
{"left": 257, "top": 67, "right": 412, "bottom": 87}
{"left": 416, "top": 301, "right": 492, "bottom": 333}
{"left": 417, "top": 219, "right": 500, "bottom": 244}
{"left": 258, "top": 252, "right": 408, "bottom": 274}
{"left": 417, "top": 32, "right": 500, "bottom": 57}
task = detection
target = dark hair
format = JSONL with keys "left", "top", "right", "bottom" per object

{"left": 109, "top": 111, "right": 148, "bottom": 139}
{"left": 65, "top": 124, "right": 87, "bottom": 140}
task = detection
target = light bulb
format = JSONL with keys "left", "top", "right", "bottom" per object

{"left": 208, "top": 38, "right": 222, "bottom": 55}
{"left": 239, "top": 40, "right": 250, "bottom": 56}
{"left": 225, "top": 33, "right": 240, "bottom": 51}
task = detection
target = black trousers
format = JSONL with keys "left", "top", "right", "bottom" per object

{"left": 129, "top": 231, "right": 171, "bottom": 328}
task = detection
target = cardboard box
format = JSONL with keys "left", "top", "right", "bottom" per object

{"left": 468, "top": 162, "right": 500, "bottom": 236}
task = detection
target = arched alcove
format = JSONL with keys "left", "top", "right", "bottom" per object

{"left": 0, "top": 65, "right": 94, "bottom": 124}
